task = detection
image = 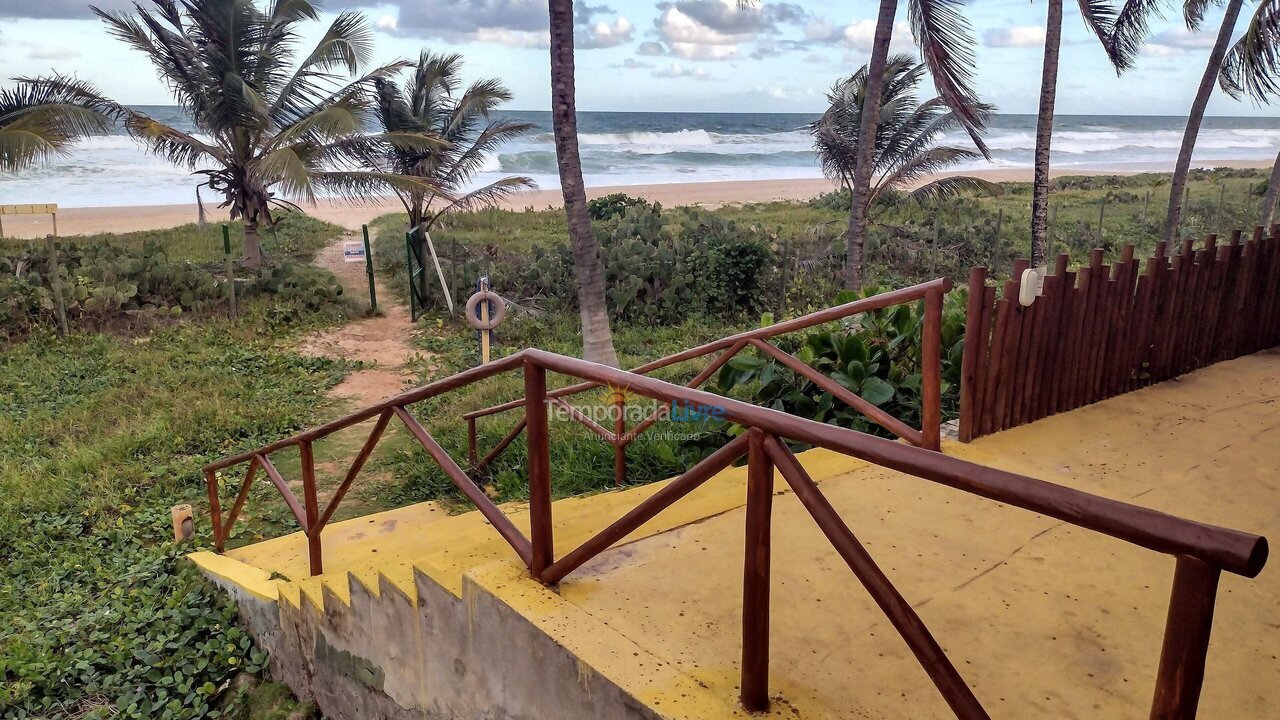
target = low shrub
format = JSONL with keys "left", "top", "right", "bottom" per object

{"left": 712, "top": 287, "right": 966, "bottom": 440}
{"left": 0, "top": 242, "right": 345, "bottom": 340}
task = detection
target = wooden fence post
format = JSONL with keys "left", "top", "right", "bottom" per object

{"left": 740, "top": 428, "right": 773, "bottom": 712}
{"left": 524, "top": 360, "right": 554, "bottom": 578}
{"left": 1149, "top": 557, "right": 1221, "bottom": 720}
{"left": 300, "top": 440, "right": 322, "bottom": 576}
{"left": 958, "top": 268, "right": 987, "bottom": 442}
{"left": 922, "top": 288, "right": 945, "bottom": 451}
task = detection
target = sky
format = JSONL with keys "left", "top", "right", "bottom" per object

{"left": 0, "top": 0, "right": 1277, "bottom": 117}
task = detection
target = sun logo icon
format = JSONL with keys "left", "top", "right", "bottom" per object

{"left": 605, "top": 383, "right": 634, "bottom": 405}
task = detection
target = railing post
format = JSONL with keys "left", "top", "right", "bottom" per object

{"left": 524, "top": 360, "right": 554, "bottom": 578}
{"left": 300, "top": 440, "right": 322, "bottom": 576}
{"left": 740, "top": 428, "right": 773, "bottom": 712}
{"left": 613, "top": 394, "right": 626, "bottom": 487}
{"left": 959, "top": 268, "right": 987, "bottom": 443}
{"left": 205, "top": 468, "right": 224, "bottom": 552}
{"left": 1149, "top": 556, "right": 1221, "bottom": 720}
{"left": 922, "top": 287, "right": 945, "bottom": 451}
{"left": 467, "top": 416, "right": 478, "bottom": 468}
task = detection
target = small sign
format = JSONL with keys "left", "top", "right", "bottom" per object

{"left": 343, "top": 241, "right": 366, "bottom": 263}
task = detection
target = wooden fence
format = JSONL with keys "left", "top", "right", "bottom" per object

{"left": 959, "top": 226, "right": 1280, "bottom": 442}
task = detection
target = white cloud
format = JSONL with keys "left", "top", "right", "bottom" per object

{"left": 654, "top": 63, "right": 710, "bottom": 80}
{"left": 838, "top": 20, "right": 914, "bottom": 53}
{"left": 669, "top": 41, "right": 740, "bottom": 61}
{"left": 611, "top": 58, "right": 652, "bottom": 69}
{"left": 474, "top": 27, "right": 550, "bottom": 48}
{"left": 657, "top": 6, "right": 745, "bottom": 46}
{"left": 375, "top": 15, "right": 398, "bottom": 32}
{"left": 579, "top": 16, "right": 633, "bottom": 49}
{"left": 1145, "top": 26, "right": 1216, "bottom": 56}
{"left": 984, "top": 26, "right": 1046, "bottom": 48}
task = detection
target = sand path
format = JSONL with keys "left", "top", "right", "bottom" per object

{"left": 298, "top": 232, "right": 428, "bottom": 408}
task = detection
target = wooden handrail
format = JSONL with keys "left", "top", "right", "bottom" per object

{"left": 204, "top": 338, "right": 1268, "bottom": 720}
{"left": 462, "top": 278, "right": 951, "bottom": 422}
{"left": 523, "top": 349, "right": 1268, "bottom": 578}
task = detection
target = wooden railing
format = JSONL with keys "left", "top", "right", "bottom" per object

{"left": 205, "top": 329, "right": 1268, "bottom": 719}
{"left": 960, "top": 227, "right": 1280, "bottom": 441}
{"left": 464, "top": 278, "right": 951, "bottom": 486}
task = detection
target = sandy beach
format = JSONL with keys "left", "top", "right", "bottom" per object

{"left": 1, "top": 159, "right": 1271, "bottom": 239}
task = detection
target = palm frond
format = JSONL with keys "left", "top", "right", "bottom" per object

{"left": 1, "top": 75, "right": 122, "bottom": 171}
{"left": 427, "top": 176, "right": 538, "bottom": 222}
{"left": 1109, "top": 0, "right": 1167, "bottom": 70}
{"left": 907, "top": 175, "right": 1005, "bottom": 202}
{"left": 908, "top": 0, "right": 990, "bottom": 154}
{"left": 1220, "top": 0, "right": 1280, "bottom": 102}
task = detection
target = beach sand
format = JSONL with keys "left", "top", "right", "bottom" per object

{"left": 1, "top": 158, "right": 1271, "bottom": 239}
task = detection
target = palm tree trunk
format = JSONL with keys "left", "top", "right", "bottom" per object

{"left": 548, "top": 0, "right": 619, "bottom": 367}
{"left": 243, "top": 216, "right": 263, "bottom": 269}
{"left": 1030, "top": 0, "right": 1063, "bottom": 269}
{"left": 1261, "top": 149, "right": 1280, "bottom": 228}
{"left": 845, "top": 0, "right": 899, "bottom": 291}
{"left": 1165, "top": 0, "right": 1245, "bottom": 244}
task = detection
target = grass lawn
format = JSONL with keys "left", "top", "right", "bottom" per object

{"left": 0, "top": 304, "right": 356, "bottom": 717}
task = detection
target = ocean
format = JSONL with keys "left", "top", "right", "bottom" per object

{"left": 3, "top": 109, "right": 1280, "bottom": 208}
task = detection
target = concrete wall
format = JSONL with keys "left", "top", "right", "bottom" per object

{"left": 211, "top": 563, "right": 663, "bottom": 720}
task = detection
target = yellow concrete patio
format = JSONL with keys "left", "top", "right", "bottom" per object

{"left": 192, "top": 349, "right": 1279, "bottom": 719}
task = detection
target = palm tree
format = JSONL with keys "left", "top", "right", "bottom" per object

{"left": 369, "top": 51, "right": 536, "bottom": 232}
{"left": 1, "top": 75, "right": 117, "bottom": 172}
{"left": 548, "top": 0, "right": 619, "bottom": 366}
{"left": 76, "top": 0, "right": 438, "bottom": 268}
{"left": 812, "top": 55, "right": 1000, "bottom": 217}
{"left": 844, "top": 0, "right": 991, "bottom": 290}
{"left": 1111, "top": 0, "right": 1280, "bottom": 243}
{"left": 1029, "top": 0, "right": 1116, "bottom": 268}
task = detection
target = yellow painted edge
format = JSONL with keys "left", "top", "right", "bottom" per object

{"left": 466, "top": 560, "right": 764, "bottom": 719}
{"left": 187, "top": 551, "right": 282, "bottom": 603}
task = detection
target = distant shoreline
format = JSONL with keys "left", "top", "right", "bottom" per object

{"left": 1, "top": 158, "right": 1272, "bottom": 239}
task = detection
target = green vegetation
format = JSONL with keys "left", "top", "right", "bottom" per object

{"left": 1, "top": 213, "right": 345, "bottom": 340}
{"left": 1, "top": 168, "right": 1271, "bottom": 718}
{"left": 370, "top": 169, "right": 1272, "bottom": 318}
{"left": 0, "top": 297, "right": 352, "bottom": 718}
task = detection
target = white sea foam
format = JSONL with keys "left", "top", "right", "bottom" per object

{"left": 3, "top": 112, "right": 1279, "bottom": 207}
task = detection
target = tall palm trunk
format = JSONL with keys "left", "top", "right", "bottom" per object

{"left": 1030, "top": 0, "right": 1063, "bottom": 269}
{"left": 845, "top": 0, "right": 899, "bottom": 291}
{"left": 243, "top": 218, "right": 263, "bottom": 269}
{"left": 1165, "top": 0, "right": 1245, "bottom": 244}
{"left": 548, "top": 0, "right": 619, "bottom": 367}
{"left": 1261, "top": 150, "right": 1280, "bottom": 228}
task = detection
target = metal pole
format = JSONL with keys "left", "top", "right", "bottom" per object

{"left": 223, "top": 224, "right": 237, "bottom": 318}
{"left": 1097, "top": 201, "right": 1106, "bottom": 246}
{"left": 362, "top": 225, "right": 377, "bottom": 313}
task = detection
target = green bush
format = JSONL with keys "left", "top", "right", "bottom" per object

{"left": 713, "top": 287, "right": 966, "bottom": 439}
{"left": 0, "top": 242, "right": 345, "bottom": 340}
{"left": 586, "top": 193, "right": 654, "bottom": 221}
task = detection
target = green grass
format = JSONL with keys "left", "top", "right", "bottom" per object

{"left": 0, "top": 300, "right": 356, "bottom": 719}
